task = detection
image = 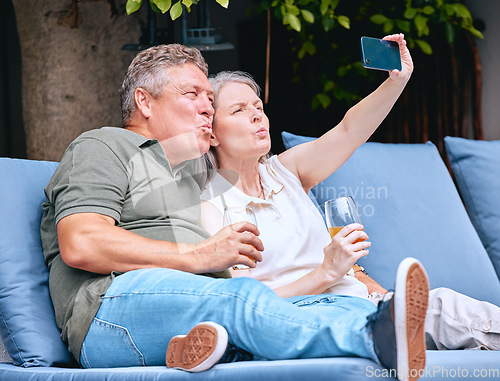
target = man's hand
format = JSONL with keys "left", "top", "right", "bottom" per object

{"left": 58, "top": 212, "right": 263, "bottom": 275}
{"left": 194, "top": 222, "right": 264, "bottom": 272}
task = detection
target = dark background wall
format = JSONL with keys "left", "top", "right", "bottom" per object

{"left": 466, "top": 0, "right": 500, "bottom": 140}
{"left": 0, "top": 0, "right": 26, "bottom": 158}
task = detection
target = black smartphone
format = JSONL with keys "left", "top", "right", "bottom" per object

{"left": 360, "top": 36, "right": 402, "bottom": 72}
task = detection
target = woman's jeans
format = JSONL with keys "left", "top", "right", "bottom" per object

{"left": 80, "top": 268, "right": 378, "bottom": 368}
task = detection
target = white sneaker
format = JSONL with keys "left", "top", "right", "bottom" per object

{"left": 394, "top": 257, "right": 429, "bottom": 381}
{"left": 367, "top": 257, "right": 429, "bottom": 381}
{"left": 166, "top": 321, "right": 228, "bottom": 372}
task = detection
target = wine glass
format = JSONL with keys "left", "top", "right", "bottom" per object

{"left": 324, "top": 196, "right": 362, "bottom": 239}
{"left": 223, "top": 205, "right": 258, "bottom": 270}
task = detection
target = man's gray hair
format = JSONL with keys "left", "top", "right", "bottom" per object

{"left": 120, "top": 44, "right": 208, "bottom": 126}
{"left": 209, "top": 71, "right": 261, "bottom": 109}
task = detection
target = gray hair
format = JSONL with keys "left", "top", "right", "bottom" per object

{"left": 119, "top": 44, "right": 208, "bottom": 126}
{"left": 208, "top": 71, "right": 261, "bottom": 110}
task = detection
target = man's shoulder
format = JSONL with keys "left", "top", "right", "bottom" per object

{"left": 75, "top": 127, "right": 142, "bottom": 144}
{"left": 52, "top": 127, "right": 143, "bottom": 179}
{"left": 66, "top": 127, "right": 150, "bottom": 157}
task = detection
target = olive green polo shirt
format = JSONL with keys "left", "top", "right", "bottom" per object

{"left": 41, "top": 127, "right": 230, "bottom": 362}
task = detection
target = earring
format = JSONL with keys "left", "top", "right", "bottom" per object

{"left": 213, "top": 142, "right": 219, "bottom": 146}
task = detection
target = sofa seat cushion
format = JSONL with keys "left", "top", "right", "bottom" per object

{"left": 445, "top": 137, "right": 500, "bottom": 280}
{"left": 2, "top": 351, "right": 500, "bottom": 380}
{"left": 0, "top": 359, "right": 391, "bottom": 381}
{"left": 0, "top": 158, "right": 72, "bottom": 367}
{"left": 281, "top": 132, "right": 500, "bottom": 306}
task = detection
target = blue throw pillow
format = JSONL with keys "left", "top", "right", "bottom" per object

{"left": 282, "top": 131, "right": 500, "bottom": 306}
{"left": 445, "top": 136, "right": 500, "bottom": 280}
{"left": 0, "top": 158, "right": 72, "bottom": 367}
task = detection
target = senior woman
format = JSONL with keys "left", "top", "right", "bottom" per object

{"left": 201, "top": 33, "right": 411, "bottom": 298}
{"left": 200, "top": 34, "right": 500, "bottom": 351}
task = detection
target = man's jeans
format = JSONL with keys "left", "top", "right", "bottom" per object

{"left": 80, "top": 268, "right": 378, "bottom": 368}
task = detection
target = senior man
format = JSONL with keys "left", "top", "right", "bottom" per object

{"left": 41, "top": 44, "right": 428, "bottom": 381}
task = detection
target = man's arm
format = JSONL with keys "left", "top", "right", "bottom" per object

{"left": 57, "top": 212, "right": 263, "bottom": 275}
{"left": 353, "top": 267, "right": 389, "bottom": 295}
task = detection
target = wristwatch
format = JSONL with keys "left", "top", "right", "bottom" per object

{"left": 352, "top": 264, "right": 367, "bottom": 275}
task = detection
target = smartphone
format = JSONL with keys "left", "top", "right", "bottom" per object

{"left": 360, "top": 36, "right": 402, "bottom": 72}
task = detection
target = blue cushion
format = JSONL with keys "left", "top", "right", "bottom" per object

{"left": 2, "top": 351, "right": 500, "bottom": 381}
{"left": 282, "top": 132, "right": 500, "bottom": 306}
{"left": 0, "top": 158, "right": 72, "bottom": 367}
{"left": 445, "top": 137, "right": 500, "bottom": 280}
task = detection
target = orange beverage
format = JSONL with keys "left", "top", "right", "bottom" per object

{"left": 328, "top": 226, "right": 343, "bottom": 238}
{"left": 329, "top": 226, "right": 365, "bottom": 242}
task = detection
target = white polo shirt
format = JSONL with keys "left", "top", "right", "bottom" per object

{"left": 201, "top": 155, "right": 369, "bottom": 299}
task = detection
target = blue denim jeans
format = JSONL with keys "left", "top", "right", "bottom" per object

{"left": 80, "top": 268, "right": 378, "bottom": 368}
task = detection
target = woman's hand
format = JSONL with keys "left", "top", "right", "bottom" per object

{"left": 383, "top": 33, "right": 413, "bottom": 82}
{"left": 278, "top": 33, "right": 414, "bottom": 193}
{"left": 320, "top": 223, "right": 371, "bottom": 281}
{"left": 272, "top": 223, "right": 370, "bottom": 298}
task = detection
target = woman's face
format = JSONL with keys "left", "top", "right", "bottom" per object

{"left": 211, "top": 82, "right": 271, "bottom": 162}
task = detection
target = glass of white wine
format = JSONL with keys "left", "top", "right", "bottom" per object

{"left": 223, "top": 205, "right": 258, "bottom": 270}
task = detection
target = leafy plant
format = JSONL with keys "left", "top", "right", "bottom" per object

{"left": 367, "top": 0, "right": 482, "bottom": 54}
{"left": 126, "top": 0, "right": 229, "bottom": 20}
{"left": 125, "top": 0, "right": 483, "bottom": 110}
{"left": 251, "top": 0, "right": 483, "bottom": 109}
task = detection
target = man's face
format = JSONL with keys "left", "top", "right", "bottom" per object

{"left": 148, "top": 63, "right": 214, "bottom": 165}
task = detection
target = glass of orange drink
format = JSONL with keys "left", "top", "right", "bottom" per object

{"left": 325, "top": 196, "right": 362, "bottom": 238}
{"left": 223, "top": 205, "right": 258, "bottom": 270}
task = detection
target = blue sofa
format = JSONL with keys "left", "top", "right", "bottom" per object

{"left": 1, "top": 133, "right": 500, "bottom": 380}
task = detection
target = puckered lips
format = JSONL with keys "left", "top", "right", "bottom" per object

{"left": 256, "top": 127, "right": 268, "bottom": 137}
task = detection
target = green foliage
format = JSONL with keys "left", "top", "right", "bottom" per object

{"left": 126, "top": 0, "right": 143, "bottom": 15}
{"left": 252, "top": 0, "right": 483, "bottom": 109}
{"left": 126, "top": 0, "right": 228, "bottom": 19}
{"left": 368, "top": 0, "right": 482, "bottom": 54}
{"left": 256, "top": 0, "right": 350, "bottom": 33}
{"left": 252, "top": 0, "right": 481, "bottom": 56}
{"left": 125, "top": 0, "right": 483, "bottom": 110}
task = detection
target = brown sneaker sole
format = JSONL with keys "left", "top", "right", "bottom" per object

{"left": 406, "top": 262, "right": 429, "bottom": 380}
{"left": 166, "top": 322, "right": 228, "bottom": 372}
{"left": 395, "top": 258, "right": 429, "bottom": 381}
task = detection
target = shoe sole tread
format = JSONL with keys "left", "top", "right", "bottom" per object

{"left": 166, "top": 324, "right": 220, "bottom": 371}
{"left": 395, "top": 258, "right": 429, "bottom": 381}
